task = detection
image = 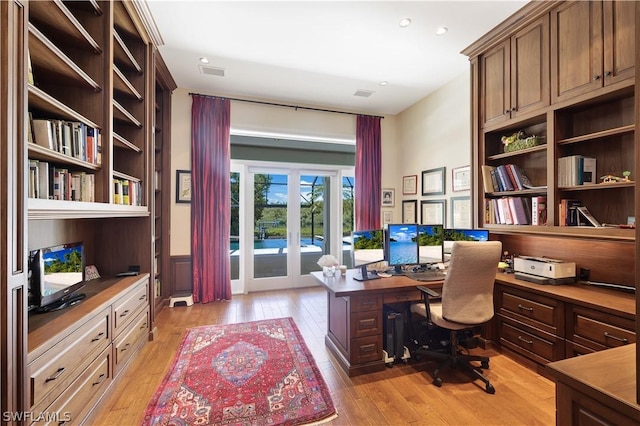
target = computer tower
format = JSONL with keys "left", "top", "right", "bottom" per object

{"left": 383, "top": 305, "right": 410, "bottom": 365}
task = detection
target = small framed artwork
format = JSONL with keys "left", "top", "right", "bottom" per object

{"left": 402, "top": 200, "right": 417, "bottom": 223}
{"left": 422, "top": 167, "right": 446, "bottom": 196}
{"left": 421, "top": 199, "right": 445, "bottom": 225}
{"left": 450, "top": 196, "right": 471, "bottom": 228}
{"left": 402, "top": 175, "right": 418, "bottom": 195}
{"left": 452, "top": 165, "right": 471, "bottom": 192}
{"left": 176, "top": 169, "right": 192, "bottom": 203}
{"left": 382, "top": 188, "right": 395, "bottom": 207}
{"left": 383, "top": 210, "right": 393, "bottom": 224}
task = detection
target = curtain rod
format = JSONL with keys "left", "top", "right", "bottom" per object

{"left": 188, "top": 92, "right": 384, "bottom": 119}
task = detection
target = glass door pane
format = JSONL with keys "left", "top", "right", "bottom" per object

{"left": 299, "top": 175, "right": 329, "bottom": 275}
{"left": 253, "top": 173, "right": 288, "bottom": 279}
{"left": 230, "top": 171, "right": 240, "bottom": 280}
{"left": 342, "top": 174, "right": 355, "bottom": 267}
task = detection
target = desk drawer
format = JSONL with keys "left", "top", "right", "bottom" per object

{"left": 113, "top": 280, "right": 148, "bottom": 335}
{"left": 350, "top": 294, "right": 382, "bottom": 313}
{"left": 568, "top": 306, "right": 636, "bottom": 351}
{"left": 113, "top": 307, "right": 149, "bottom": 375}
{"left": 350, "top": 310, "right": 382, "bottom": 339}
{"left": 498, "top": 288, "right": 563, "bottom": 336}
{"left": 349, "top": 335, "right": 382, "bottom": 365}
{"left": 383, "top": 289, "right": 422, "bottom": 304}
{"left": 28, "top": 307, "right": 110, "bottom": 410}
{"left": 499, "top": 318, "right": 563, "bottom": 364}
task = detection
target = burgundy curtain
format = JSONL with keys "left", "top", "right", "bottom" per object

{"left": 355, "top": 115, "right": 381, "bottom": 230}
{"left": 191, "top": 95, "right": 231, "bottom": 302}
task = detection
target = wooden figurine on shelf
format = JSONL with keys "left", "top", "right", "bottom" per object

{"left": 600, "top": 171, "right": 632, "bottom": 183}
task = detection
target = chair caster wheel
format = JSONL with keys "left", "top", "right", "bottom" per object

{"left": 481, "top": 361, "right": 489, "bottom": 369}
{"left": 433, "top": 377, "right": 443, "bottom": 387}
{"left": 386, "top": 363, "right": 394, "bottom": 368}
{"left": 402, "top": 358, "right": 409, "bottom": 364}
{"left": 486, "top": 383, "right": 495, "bottom": 394}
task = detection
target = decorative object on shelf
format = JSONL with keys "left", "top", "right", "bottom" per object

{"left": 421, "top": 199, "right": 445, "bottom": 225}
{"left": 85, "top": 265, "right": 100, "bottom": 281}
{"left": 402, "top": 199, "right": 417, "bottom": 223}
{"left": 175, "top": 169, "right": 191, "bottom": 203}
{"left": 600, "top": 171, "right": 632, "bottom": 183}
{"left": 452, "top": 165, "right": 470, "bottom": 192}
{"left": 402, "top": 175, "right": 417, "bottom": 195}
{"left": 421, "top": 167, "right": 446, "bottom": 196}
{"left": 382, "top": 188, "right": 395, "bottom": 206}
{"left": 501, "top": 130, "right": 544, "bottom": 153}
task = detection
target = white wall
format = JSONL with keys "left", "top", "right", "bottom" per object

{"left": 169, "top": 87, "right": 400, "bottom": 255}
{"left": 395, "top": 71, "right": 471, "bottom": 226}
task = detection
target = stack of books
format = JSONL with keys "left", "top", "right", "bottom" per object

{"left": 481, "top": 164, "right": 546, "bottom": 193}
{"left": 557, "top": 155, "right": 596, "bottom": 187}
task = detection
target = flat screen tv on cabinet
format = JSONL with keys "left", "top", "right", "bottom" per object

{"left": 28, "top": 242, "right": 87, "bottom": 312}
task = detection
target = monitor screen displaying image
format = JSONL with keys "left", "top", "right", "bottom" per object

{"left": 386, "top": 224, "right": 419, "bottom": 268}
{"left": 418, "top": 224, "right": 444, "bottom": 264}
{"left": 443, "top": 229, "right": 490, "bottom": 257}
{"left": 352, "top": 229, "right": 384, "bottom": 267}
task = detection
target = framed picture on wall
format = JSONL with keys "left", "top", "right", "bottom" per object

{"left": 383, "top": 210, "right": 393, "bottom": 224}
{"left": 176, "top": 170, "right": 191, "bottom": 203}
{"left": 402, "top": 175, "right": 418, "bottom": 195}
{"left": 421, "top": 167, "right": 446, "bottom": 196}
{"left": 382, "top": 188, "right": 395, "bottom": 207}
{"left": 450, "top": 196, "right": 471, "bottom": 228}
{"left": 452, "top": 165, "right": 471, "bottom": 192}
{"left": 402, "top": 200, "right": 417, "bottom": 223}
{"left": 420, "top": 199, "right": 445, "bottom": 225}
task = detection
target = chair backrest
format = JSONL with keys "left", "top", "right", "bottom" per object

{"left": 440, "top": 241, "right": 502, "bottom": 325}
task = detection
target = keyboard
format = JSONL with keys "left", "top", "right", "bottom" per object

{"left": 406, "top": 270, "right": 447, "bottom": 282}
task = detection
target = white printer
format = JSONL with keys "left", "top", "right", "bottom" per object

{"left": 513, "top": 256, "right": 576, "bottom": 285}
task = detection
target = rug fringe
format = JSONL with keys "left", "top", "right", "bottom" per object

{"left": 302, "top": 411, "right": 339, "bottom": 426}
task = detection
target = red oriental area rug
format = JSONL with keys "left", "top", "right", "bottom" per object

{"left": 142, "top": 317, "right": 337, "bottom": 425}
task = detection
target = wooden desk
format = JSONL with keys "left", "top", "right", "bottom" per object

{"left": 546, "top": 344, "right": 639, "bottom": 424}
{"left": 311, "top": 270, "right": 442, "bottom": 377}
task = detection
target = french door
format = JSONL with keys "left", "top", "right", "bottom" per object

{"left": 231, "top": 162, "right": 352, "bottom": 293}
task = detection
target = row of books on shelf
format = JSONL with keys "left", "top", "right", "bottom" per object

{"left": 481, "top": 164, "right": 546, "bottom": 193}
{"left": 113, "top": 178, "right": 143, "bottom": 206}
{"left": 558, "top": 155, "right": 596, "bottom": 187}
{"left": 28, "top": 159, "right": 95, "bottom": 201}
{"left": 28, "top": 116, "right": 102, "bottom": 165}
{"left": 558, "top": 199, "right": 601, "bottom": 227}
{"left": 484, "top": 196, "right": 547, "bottom": 225}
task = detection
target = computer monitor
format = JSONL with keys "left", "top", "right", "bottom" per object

{"left": 385, "top": 224, "right": 419, "bottom": 274}
{"left": 351, "top": 229, "right": 384, "bottom": 281}
{"left": 443, "top": 228, "right": 490, "bottom": 259}
{"left": 417, "top": 224, "right": 444, "bottom": 265}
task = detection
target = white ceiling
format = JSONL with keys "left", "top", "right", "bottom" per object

{"left": 146, "top": 1, "right": 528, "bottom": 116}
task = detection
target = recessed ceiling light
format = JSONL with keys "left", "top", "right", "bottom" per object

{"left": 399, "top": 18, "right": 412, "bottom": 28}
{"left": 199, "top": 57, "right": 210, "bottom": 64}
{"left": 435, "top": 27, "right": 448, "bottom": 36}
{"left": 379, "top": 81, "right": 388, "bottom": 86}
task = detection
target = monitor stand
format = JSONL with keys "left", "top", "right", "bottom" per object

{"left": 353, "top": 265, "right": 380, "bottom": 281}
{"left": 389, "top": 265, "right": 406, "bottom": 276}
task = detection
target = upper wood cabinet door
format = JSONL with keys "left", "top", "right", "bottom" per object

{"left": 603, "top": 0, "right": 635, "bottom": 86}
{"left": 480, "top": 15, "right": 549, "bottom": 128}
{"left": 481, "top": 40, "right": 510, "bottom": 127}
{"left": 551, "top": 1, "right": 604, "bottom": 103}
{"left": 510, "top": 14, "right": 550, "bottom": 119}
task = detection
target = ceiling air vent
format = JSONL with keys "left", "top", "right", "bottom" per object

{"left": 199, "top": 65, "right": 225, "bottom": 77}
{"left": 353, "top": 89, "right": 374, "bottom": 98}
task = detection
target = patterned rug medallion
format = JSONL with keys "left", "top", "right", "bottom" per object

{"left": 142, "top": 317, "right": 337, "bottom": 425}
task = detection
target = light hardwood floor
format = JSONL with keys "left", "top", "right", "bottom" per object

{"left": 92, "top": 286, "right": 556, "bottom": 425}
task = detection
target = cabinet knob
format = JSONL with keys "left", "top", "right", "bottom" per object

{"left": 504, "top": 109, "right": 510, "bottom": 114}
{"left": 511, "top": 107, "right": 516, "bottom": 112}
{"left": 605, "top": 71, "right": 612, "bottom": 77}
{"left": 593, "top": 75, "right": 600, "bottom": 80}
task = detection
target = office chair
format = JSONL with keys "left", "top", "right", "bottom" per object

{"left": 410, "top": 240, "right": 502, "bottom": 394}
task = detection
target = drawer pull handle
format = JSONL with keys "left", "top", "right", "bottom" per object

{"left": 91, "top": 332, "right": 105, "bottom": 342}
{"left": 360, "top": 344, "right": 375, "bottom": 353}
{"left": 517, "top": 304, "right": 533, "bottom": 312}
{"left": 45, "top": 367, "right": 65, "bottom": 382}
{"left": 140, "top": 322, "right": 148, "bottom": 330}
{"left": 359, "top": 301, "right": 375, "bottom": 308}
{"left": 120, "top": 343, "right": 131, "bottom": 352}
{"left": 139, "top": 294, "right": 146, "bottom": 300}
{"left": 119, "top": 309, "right": 130, "bottom": 317}
{"left": 517, "top": 336, "right": 533, "bottom": 345}
{"left": 358, "top": 319, "right": 375, "bottom": 328}
{"left": 604, "top": 332, "right": 628, "bottom": 344}
{"left": 92, "top": 373, "right": 107, "bottom": 386}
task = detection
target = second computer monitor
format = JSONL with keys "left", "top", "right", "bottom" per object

{"left": 418, "top": 224, "right": 444, "bottom": 264}
{"left": 443, "top": 228, "right": 490, "bottom": 258}
{"left": 386, "top": 224, "right": 419, "bottom": 272}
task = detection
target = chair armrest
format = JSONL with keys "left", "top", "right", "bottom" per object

{"left": 416, "top": 285, "right": 440, "bottom": 298}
